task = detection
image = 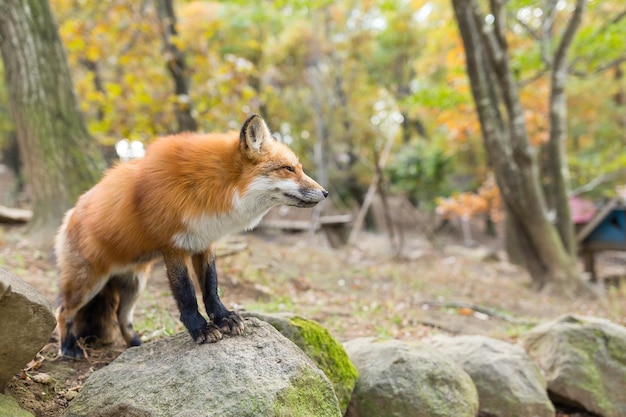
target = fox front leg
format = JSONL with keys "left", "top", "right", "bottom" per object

{"left": 192, "top": 248, "right": 244, "bottom": 336}
{"left": 163, "top": 250, "right": 222, "bottom": 343}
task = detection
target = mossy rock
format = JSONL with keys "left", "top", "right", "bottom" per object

{"left": 522, "top": 314, "right": 626, "bottom": 417}
{"left": 0, "top": 393, "right": 35, "bottom": 417}
{"left": 425, "top": 335, "right": 554, "bottom": 417}
{"left": 243, "top": 312, "right": 358, "bottom": 414}
{"left": 64, "top": 318, "right": 340, "bottom": 417}
{"left": 344, "top": 337, "right": 479, "bottom": 417}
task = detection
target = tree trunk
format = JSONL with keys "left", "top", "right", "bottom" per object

{"left": 156, "top": 0, "right": 198, "bottom": 133}
{"left": 451, "top": 0, "right": 591, "bottom": 297}
{"left": 541, "top": 0, "right": 587, "bottom": 257}
{"left": 0, "top": 0, "right": 105, "bottom": 240}
{"left": 614, "top": 65, "right": 626, "bottom": 144}
{"left": 80, "top": 58, "right": 105, "bottom": 121}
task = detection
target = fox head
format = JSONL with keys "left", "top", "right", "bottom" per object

{"left": 238, "top": 114, "right": 328, "bottom": 208}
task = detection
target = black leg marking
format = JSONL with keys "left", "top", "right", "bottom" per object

{"left": 128, "top": 324, "right": 142, "bottom": 347}
{"left": 165, "top": 255, "right": 221, "bottom": 343}
{"left": 193, "top": 251, "right": 244, "bottom": 336}
{"left": 60, "top": 321, "right": 84, "bottom": 358}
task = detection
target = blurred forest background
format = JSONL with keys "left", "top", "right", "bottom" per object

{"left": 0, "top": 0, "right": 625, "bottom": 294}
{"left": 2, "top": 3, "right": 626, "bottom": 415}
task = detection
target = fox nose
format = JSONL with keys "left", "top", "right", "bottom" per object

{"left": 322, "top": 190, "right": 329, "bottom": 198}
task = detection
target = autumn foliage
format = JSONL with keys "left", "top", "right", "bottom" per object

{"left": 435, "top": 174, "right": 502, "bottom": 224}
{"left": 0, "top": 0, "right": 623, "bottom": 209}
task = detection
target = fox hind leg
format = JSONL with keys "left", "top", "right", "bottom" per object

{"left": 73, "top": 282, "right": 119, "bottom": 346}
{"left": 57, "top": 306, "right": 82, "bottom": 358}
{"left": 57, "top": 270, "right": 109, "bottom": 358}
{"left": 110, "top": 267, "right": 149, "bottom": 347}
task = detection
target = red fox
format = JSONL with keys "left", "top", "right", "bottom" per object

{"left": 55, "top": 114, "right": 327, "bottom": 357}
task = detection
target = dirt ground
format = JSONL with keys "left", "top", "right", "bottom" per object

{"left": 1, "top": 223, "right": 624, "bottom": 417}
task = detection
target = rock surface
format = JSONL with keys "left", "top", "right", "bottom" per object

{"left": 243, "top": 311, "right": 358, "bottom": 414}
{"left": 0, "top": 268, "right": 56, "bottom": 391}
{"left": 426, "top": 334, "right": 555, "bottom": 417}
{"left": 63, "top": 317, "right": 341, "bottom": 417}
{"left": 523, "top": 314, "right": 626, "bottom": 417}
{"left": 344, "top": 337, "right": 478, "bottom": 417}
{"left": 0, "top": 392, "right": 35, "bottom": 417}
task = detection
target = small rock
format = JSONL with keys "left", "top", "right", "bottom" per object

{"left": 523, "top": 314, "right": 626, "bottom": 417}
{"left": 0, "top": 269, "right": 56, "bottom": 391}
{"left": 344, "top": 337, "right": 478, "bottom": 417}
{"left": 426, "top": 334, "right": 555, "bottom": 417}
{"left": 64, "top": 390, "right": 78, "bottom": 401}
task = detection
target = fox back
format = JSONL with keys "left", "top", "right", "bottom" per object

{"left": 58, "top": 115, "right": 326, "bottom": 272}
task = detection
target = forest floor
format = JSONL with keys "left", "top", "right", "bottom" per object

{"left": 1, "top": 223, "right": 625, "bottom": 417}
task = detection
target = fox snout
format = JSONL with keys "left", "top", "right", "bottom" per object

{"left": 283, "top": 172, "right": 328, "bottom": 207}
{"left": 290, "top": 187, "right": 328, "bottom": 208}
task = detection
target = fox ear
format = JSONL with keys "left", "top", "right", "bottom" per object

{"left": 240, "top": 114, "right": 272, "bottom": 152}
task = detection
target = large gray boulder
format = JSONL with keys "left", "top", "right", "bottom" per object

{"left": 63, "top": 317, "right": 341, "bottom": 417}
{"left": 426, "top": 334, "right": 555, "bottom": 417}
{"left": 243, "top": 311, "right": 358, "bottom": 415}
{"left": 344, "top": 337, "right": 478, "bottom": 417}
{"left": 522, "top": 314, "right": 626, "bottom": 417}
{"left": 0, "top": 269, "right": 56, "bottom": 391}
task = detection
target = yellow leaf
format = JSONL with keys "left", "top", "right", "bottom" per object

{"left": 86, "top": 45, "right": 100, "bottom": 61}
{"left": 105, "top": 83, "right": 123, "bottom": 98}
{"left": 66, "top": 36, "right": 86, "bottom": 52}
{"left": 170, "top": 35, "right": 185, "bottom": 50}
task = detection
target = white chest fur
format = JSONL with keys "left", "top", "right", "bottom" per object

{"left": 171, "top": 179, "right": 280, "bottom": 252}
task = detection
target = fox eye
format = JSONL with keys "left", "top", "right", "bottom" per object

{"left": 283, "top": 166, "right": 295, "bottom": 173}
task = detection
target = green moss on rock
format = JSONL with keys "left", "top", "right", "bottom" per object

{"left": 273, "top": 367, "right": 341, "bottom": 417}
{"left": 523, "top": 314, "right": 626, "bottom": 417}
{"left": 243, "top": 312, "right": 358, "bottom": 414}
{"left": 0, "top": 393, "right": 34, "bottom": 417}
{"left": 344, "top": 338, "right": 479, "bottom": 417}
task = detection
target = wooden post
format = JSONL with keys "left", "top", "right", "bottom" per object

{"left": 348, "top": 129, "right": 396, "bottom": 246}
{"left": 582, "top": 250, "right": 596, "bottom": 282}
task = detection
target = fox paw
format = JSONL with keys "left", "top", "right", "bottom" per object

{"left": 216, "top": 311, "right": 245, "bottom": 336}
{"left": 181, "top": 310, "right": 219, "bottom": 343}
{"left": 195, "top": 323, "right": 223, "bottom": 344}
{"left": 60, "top": 344, "right": 85, "bottom": 359}
{"left": 60, "top": 332, "right": 84, "bottom": 359}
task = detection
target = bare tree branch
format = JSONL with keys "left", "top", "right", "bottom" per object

{"left": 514, "top": 16, "right": 540, "bottom": 41}
{"left": 570, "top": 56, "right": 626, "bottom": 77}
{"left": 553, "top": 0, "right": 587, "bottom": 74}
{"left": 570, "top": 169, "right": 626, "bottom": 197}
{"left": 490, "top": 0, "right": 507, "bottom": 49}
{"left": 544, "top": 0, "right": 587, "bottom": 255}
{"left": 565, "top": 4, "right": 625, "bottom": 77}
{"left": 472, "top": 1, "right": 505, "bottom": 67}
{"left": 596, "top": 7, "right": 626, "bottom": 34}
{"left": 519, "top": 66, "right": 549, "bottom": 87}
{"left": 540, "top": 0, "right": 557, "bottom": 67}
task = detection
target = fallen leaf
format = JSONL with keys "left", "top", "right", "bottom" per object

{"left": 458, "top": 307, "right": 474, "bottom": 316}
{"left": 32, "top": 373, "right": 51, "bottom": 384}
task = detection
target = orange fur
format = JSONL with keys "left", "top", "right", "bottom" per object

{"left": 55, "top": 115, "right": 327, "bottom": 357}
